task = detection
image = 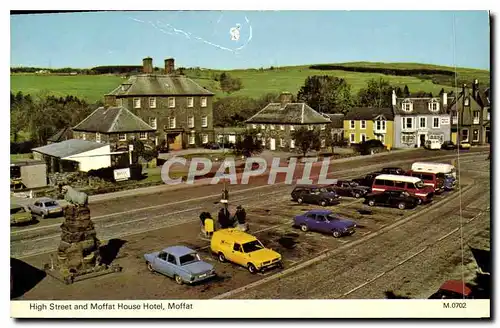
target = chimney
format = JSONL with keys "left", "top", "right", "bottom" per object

{"left": 143, "top": 57, "right": 153, "bottom": 74}
{"left": 165, "top": 58, "right": 175, "bottom": 74}
{"left": 442, "top": 92, "right": 447, "bottom": 107}
{"left": 279, "top": 92, "right": 293, "bottom": 108}
{"left": 472, "top": 79, "right": 479, "bottom": 99}
{"left": 392, "top": 90, "right": 397, "bottom": 106}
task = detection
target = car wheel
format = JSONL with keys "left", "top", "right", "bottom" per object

{"left": 320, "top": 200, "right": 327, "bottom": 207}
{"left": 40, "top": 213, "right": 46, "bottom": 220}
{"left": 300, "top": 224, "right": 309, "bottom": 232}
{"left": 368, "top": 199, "right": 375, "bottom": 206}
{"left": 218, "top": 252, "right": 226, "bottom": 263}
{"left": 332, "top": 230, "right": 341, "bottom": 238}
{"left": 297, "top": 198, "right": 303, "bottom": 204}
{"left": 354, "top": 192, "right": 361, "bottom": 198}
{"left": 278, "top": 262, "right": 284, "bottom": 269}
{"left": 397, "top": 202, "right": 406, "bottom": 210}
{"left": 174, "top": 275, "right": 183, "bottom": 285}
{"left": 247, "top": 263, "right": 258, "bottom": 274}
{"left": 146, "top": 262, "right": 154, "bottom": 272}
{"left": 416, "top": 198, "right": 422, "bottom": 205}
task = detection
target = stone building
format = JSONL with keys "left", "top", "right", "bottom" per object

{"left": 103, "top": 57, "right": 215, "bottom": 150}
{"left": 245, "top": 92, "right": 332, "bottom": 151}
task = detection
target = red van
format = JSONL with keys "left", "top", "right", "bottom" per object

{"left": 408, "top": 170, "right": 445, "bottom": 194}
{"left": 371, "top": 174, "right": 434, "bottom": 204}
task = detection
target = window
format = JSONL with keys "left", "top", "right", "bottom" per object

{"left": 261, "top": 124, "right": 266, "bottom": 130}
{"left": 168, "top": 97, "right": 175, "bottom": 108}
{"left": 252, "top": 124, "right": 257, "bottom": 129}
{"left": 82, "top": 133, "right": 86, "bottom": 140}
{"left": 321, "top": 124, "right": 326, "bottom": 131}
{"left": 167, "top": 254, "right": 176, "bottom": 264}
{"left": 201, "top": 97, "right": 207, "bottom": 107}
{"left": 290, "top": 125, "right": 295, "bottom": 131}
{"left": 350, "top": 133, "right": 356, "bottom": 143}
{"left": 473, "top": 111, "right": 480, "bottom": 124}
{"left": 290, "top": 139, "right": 295, "bottom": 148}
{"left": 350, "top": 120, "right": 355, "bottom": 129}
{"left": 202, "top": 134, "right": 209, "bottom": 144}
{"left": 375, "top": 120, "right": 386, "bottom": 131}
{"left": 189, "top": 133, "right": 195, "bottom": 145}
{"left": 188, "top": 116, "right": 195, "bottom": 128}
{"left": 452, "top": 111, "right": 458, "bottom": 123}
{"left": 95, "top": 132, "right": 101, "bottom": 143}
{"left": 179, "top": 253, "right": 200, "bottom": 265}
{"left": 280, "top": 125, "right": 285, "bottom": 131}
{"left": 321, "top": 139, "right": 326, "bottom": 147}
{"left": 464, "top": 98, "right": 470, "bottom": 106}
{"left": 461, "top": 129, "right": 469, "bottom": 142}
{"left": 432, "top": 117, "right": 440, "bottom": 129}
{"left": 201, "top": 116, "right": 208, "bottom": 128}
{"left": 119, "top": 133, "right": 127, "bottom": 141}
{"left": 187, "top": 97, "right": 194, "bottom": 108}
{"left": 395, "top": 181, "right": 406, "bottom": 188}
{"left": 403, "top": 117, "right": 413, "bottom": 129}
{"left": 139, "top": 132, "right": 147, "bottom": 140}
{"left": 419, "top": 117, "right": 427, "bottom": 129}
{"left": 383, "top": 180, "right": 395, "bottom": 187}
{"left": 280, "top": 138, "right": 285, "bottom": 147}
{"left": 149, "top": 117, "right": 157, "bottom": 129}
{"left": 233, "top": 243, "right": 242, "bottom": 252}
{"left": 428, "top": 99, "right": 439, "bottom": 112}
{"left": 270, "top": 124, "right": 275, "bottom": 130}
{"left": 473, "top": 129, "right": 479, "bottom": 142}
{"left": 401, "top": 135, "right": 415, "bottom": 144}
{"left": 133, "top": 98, "right": 141, "bottom": 108}
{"left": 360, "top": 133, "right": 366, "bottom": 142}
{"left": 402, "top": 99, "right": 413, "bottom": 112}
{"left": 149, "top": 97, "right": 156, "bottom": 108}
{"left": 360, "top": 120, "right": 366, "bottom": 129}
{"left": 308, "top": 125, "right": 314, "bottom": 131}
{"left": 169, "top": 117, "right": 176, "bottom": 129}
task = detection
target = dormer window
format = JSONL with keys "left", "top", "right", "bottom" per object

{"left": 428, "top": 99, "right": 439, "bottom": 112}
{"left": 402, "top": 99, "right": 413, "bottom": 112}
{"left": 464, "top": 97, "right": 470, "bottom": 106}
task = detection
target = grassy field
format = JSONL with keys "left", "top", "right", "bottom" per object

{"left": 10, "top": 62, "right": 490, "bottom": 102}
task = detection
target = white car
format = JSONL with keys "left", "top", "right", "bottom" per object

{"left": 424, "top": 139, "right": 441, "bottom": 150}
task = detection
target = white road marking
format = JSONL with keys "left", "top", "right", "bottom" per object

{"left": 362, "top": 231, "right": 372, "bottom": 236}
{"left": 437, "top": 227, "right": 460, "bottom": 242}
{"left": 341, "top": 272, "right": 386, "bottom": 297}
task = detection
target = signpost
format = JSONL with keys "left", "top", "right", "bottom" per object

{"left": 114, "top": 168, "right": 131, "bottom": 182}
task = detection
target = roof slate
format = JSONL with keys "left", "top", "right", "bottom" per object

{"left": 246, "top": 103, "right": 331, "bottom": 124}
{"left": 47, "top": 127, "right": 73, "bottom": 142}
{"left": 344, "top": 107, "right": 395, "bottom": 120}
{"left": 322, "top": 113, "right": 345, "bottom": 129}
{"left": 73, "top": 106, "right": 156, "bottom": 133}
{"left": 32, "top": 139, "right": 109, "bottom": 158}
{"left": 392, "top": 97, "right": 453, "bottom": 116}
{"left": 106, "top": 74, "right": 214, "bottom": 96}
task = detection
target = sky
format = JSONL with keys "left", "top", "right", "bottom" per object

{"left": 10, "top": 10, "right": 490, "bottom": 70}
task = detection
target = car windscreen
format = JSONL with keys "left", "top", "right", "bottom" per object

{"left": 242, "top": 240, "right": 265, "bottom": 253}
{"left": 179, "top": 253, "right": 201, "bottom": 265}
{"left": 44, "top": 201, "right": 58, "bottom": 207}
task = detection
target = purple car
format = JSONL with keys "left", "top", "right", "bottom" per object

{"left": 293, "top": 209, "right": 357, "bottom": 238}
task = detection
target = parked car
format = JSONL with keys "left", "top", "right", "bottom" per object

{"left": 407, "top": 170, "right": 445, "bottom": 193}
{"left": 441, "top": 141, "right": 457, "bottom": 150}
{"left": 380, "top": 167, "right": 406, "bottom": 175}
{"left": 352, "top": 172, "right": 383, "bottom": 188}
{"left": 353, "top": 139, "right": 388, "bottom": 155}
{"left": 29, "top": 197, "right": 63, "bottom": 219}
{"left": 371, "top": 174, "right": 434, "bottom": 204}
{"left": 210, "top": 229, "right": 282, "bottom": 274}
{"left": 10, "top": 203, "right": 35, "bottom": 225}
{"left": 324, "top": 180, "right": 370, "bottom": 198}
{"left": 203, "top": 142, "right": 220, "bottom": 150}
{"left": 364, "top": 190, "right": 420, "bottom": 210}
{"left": 428, "top": 280, "right": 473, "bottom": 299}
{"left": 291, "top": 185, "right": 341, "bottom": 206}
{"left": 294, "top": 209, "right": 357, "bottom": 238}
{"left": 424, "top": 139, "right": 442, "bottom": 150}
{"left": 459, "top": 141, "right": 471, "bottom": 150}
{"left": 144, "top": 246, "right": 216, "bottom": 285}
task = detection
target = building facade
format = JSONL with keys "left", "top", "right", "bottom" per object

{"left": 103, "top": 57, "right": 215, "bottom": 150}
{"left": 245, "top": 92, "right": 333, "bottom": 151}
{"left": 449, "top": 81, "right": 490, "bottom": 145}
{"left": 343, "top": 107, "right": 395, "bottom": 149}
{"left": 392, "top": 92, "right": 452, "bottom": 149}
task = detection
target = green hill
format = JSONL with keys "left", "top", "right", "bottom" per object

{"left": 10, "top": 62, "right": 490, "bottom": 103}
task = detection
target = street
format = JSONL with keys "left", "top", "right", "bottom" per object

{"left": 10, "top": 148, "right": 490, "bottom": 300}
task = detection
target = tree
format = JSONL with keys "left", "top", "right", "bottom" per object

{"left": 395, "top": 86, "right": 403, "bottom": 98}
{"left": 356, "top": 78, "right": 395, "bottom": 108}
{"left": 439, "top": 88, "right": 445, "bottom": 96}
{"left": 219, "top": 72, "right": 243, "bottom": 94}
{"left": 324, "top": 126, "right": 348, "bottom": 154}
{"left": 297, "top": 75, "right": 355, "bottom": 114}
{"left": 403, "top": 85, "right": 410, "bottom": 97}
{"left": 292, "top": 127, "right": 321, "bottom": 157}
{"left": 234, "top": 130, "right": 263, "bottom": 157}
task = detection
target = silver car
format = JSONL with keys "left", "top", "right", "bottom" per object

{"left": 29, "top": 197, "right": 63, "bottom": 219}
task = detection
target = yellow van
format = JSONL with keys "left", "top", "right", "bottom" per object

{"left": 210, "top": 229, "right": 283, "bottom": 274}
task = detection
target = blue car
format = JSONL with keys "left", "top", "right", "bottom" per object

{"left": 144, "top": 246, "right": 216, "bottom": 285}
{"left": 294, "top": 209, "right": 357, "bottom": 238}
{"left": 439, "top": 173, "right": 456, "bottom": 191}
